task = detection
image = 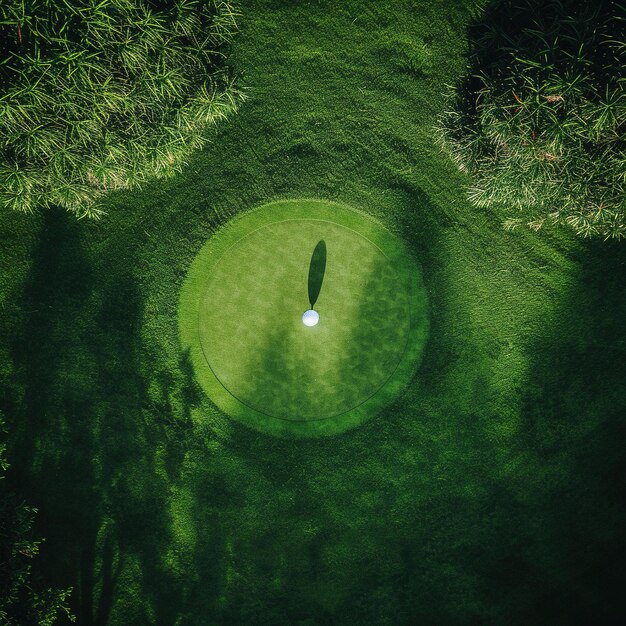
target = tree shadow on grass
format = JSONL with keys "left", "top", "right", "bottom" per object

{"left": 3, "top": 209, "right": 208, "bottom": 625}
{"left": 395, "top": 166, "right": 626, "bottom": 622}
{"left": 482, "top": 239, "right": 626, "bottom": 625}
{"left": 525, "top": 241, "right": 626, "bottom": 623}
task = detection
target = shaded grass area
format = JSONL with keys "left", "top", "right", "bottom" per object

{"left": 0, "top": 0, "right": 625, "bottom": 624}
{"left": 439, "top": 0, "right": 626, "bottom": 238}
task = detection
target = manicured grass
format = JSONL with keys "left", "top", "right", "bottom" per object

{"left": 179, "top": 199, "right": 428, "bottom": 436}
{"left": 1, "top": 0, "right": 625, "bottom": 625}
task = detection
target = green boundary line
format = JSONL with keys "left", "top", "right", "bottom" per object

{"left": 178, "top": 199, "right": 429, "bottom": 437}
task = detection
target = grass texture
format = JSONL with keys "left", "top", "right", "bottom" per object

{"left": 1, "top": 0, "right": 626, "bottom": 624}
{"left": 440, "top": 0, "right": 626, "bottom": 239}
{"left": 179, "top": 199, "right": 428, "bottom": 436}
{"left": 0, "top": 0, "right": 242, "bottom": 217}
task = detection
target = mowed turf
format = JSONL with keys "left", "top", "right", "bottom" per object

{"left": 179, "top": 199, "right": 428, "bottom": 435}
{"left": 1, "top": 0, "right": 626, "bottom": 625}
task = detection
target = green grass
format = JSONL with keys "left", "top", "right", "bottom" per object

{"left": 1, "top": 0, "right": 626, "bottom": 624}
{"left": 0, "top": 0, "right": 242, "bottom": 217}
{"left": 439, "top": 0, "right": 626, "bottom": 239}
{"left": 179, "top": 199, "right": 428, "bottom": 436}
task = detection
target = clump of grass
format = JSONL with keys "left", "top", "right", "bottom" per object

{"left": 0, "top": 0, "right": 244, "bottom": 218}
{"left": 439, "top": 0, "right": 626, "bottom": 239}
{"left": 378, "top": 34, "right": 433, "bottom": 77}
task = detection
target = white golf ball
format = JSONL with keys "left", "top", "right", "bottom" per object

{"left": 302, "top": 309, "right": 320, "bottom": 327}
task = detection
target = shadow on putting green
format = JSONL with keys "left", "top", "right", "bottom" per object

{"left": 308, "top": 240, "right": 327, "bottom": 309}
{"left": 237, "top": 244, "right": 415, "bottom": 424}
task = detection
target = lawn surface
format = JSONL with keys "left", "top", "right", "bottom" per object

{"left": 1, "top": 0, "right": 626, "bottom": 624}
{"left": 180, "top": 199, "right": 428, "bottom": 436}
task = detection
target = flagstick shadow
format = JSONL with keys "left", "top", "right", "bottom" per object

{"left": 308, "top": 240, "right": 326, "bottom": 309}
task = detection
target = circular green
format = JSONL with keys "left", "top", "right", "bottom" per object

{"left": 179, "top": 199, "right": 429, "bottom": 437}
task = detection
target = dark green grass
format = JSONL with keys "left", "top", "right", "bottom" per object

{"left": 179, "top": 199, "right": 428, "bottom": 436}
{"left": 1, "top": 0, "right": 626, "bottom": 624}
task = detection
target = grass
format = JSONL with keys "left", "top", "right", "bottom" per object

{"left": 178, "top": 199, "right": 428, "bottom": 437}
{"left": 1, "top": 0, "right": 626, "bottom": 624}
{"left": 0, "top": 0, "right": 242, "bottom": 217}
{"left": 439, "top": 0, "right": 626, "bottom": 239}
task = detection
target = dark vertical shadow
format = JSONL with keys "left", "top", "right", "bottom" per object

{"left": 458, "top": 239, "right": 626, "bottom": 626}
{"left": 4, "top": 209, "right": 102, "bottom": 624}
{"left": 307, "top": 240, "right": 326, "bottom": 309}
{"left": 507, "top": 240, "right": 626, "bottom": 624}
{"left": 2, "top": 208, "right": 200, "bottom": 625}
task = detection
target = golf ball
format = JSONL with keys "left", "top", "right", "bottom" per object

{"left": 302, "top": 309, "right": 320, "bottom": 327}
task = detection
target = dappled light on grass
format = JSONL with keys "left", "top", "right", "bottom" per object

{"left": 1, "top": 0, "right": 626, "bottom": 623}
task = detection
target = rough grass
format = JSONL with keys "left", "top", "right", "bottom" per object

{"left": 1, "top": 0, "right": 626, "bottom": 624}
{"left": 0, "top": 0, "right": 242, "bottom": 217}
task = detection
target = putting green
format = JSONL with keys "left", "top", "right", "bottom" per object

{"left": 179, "top": 199, "right": 429, "bottom": 436}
